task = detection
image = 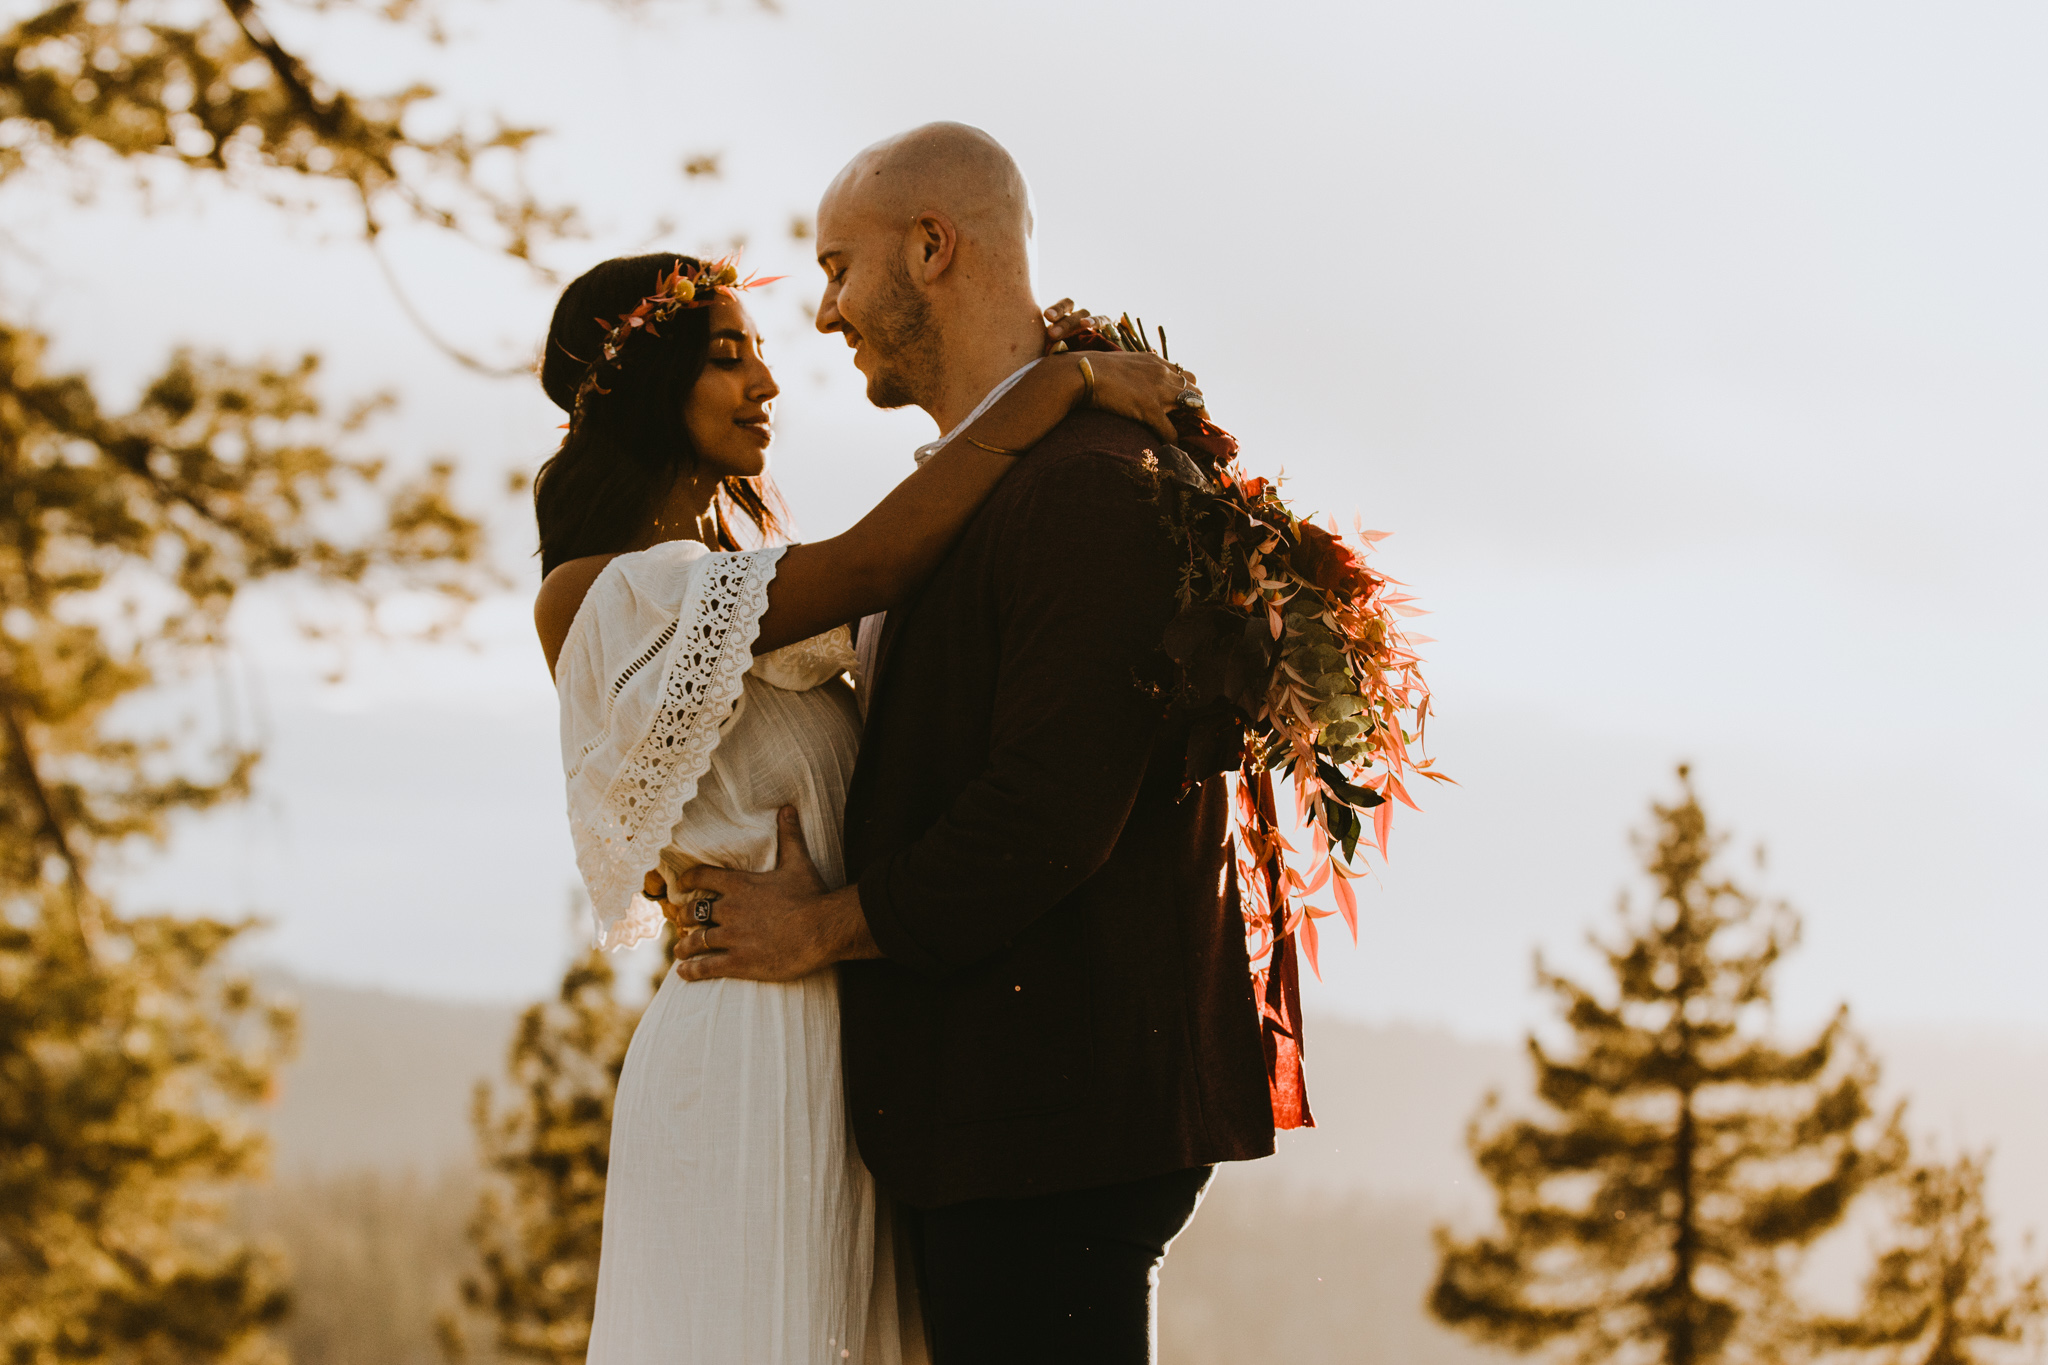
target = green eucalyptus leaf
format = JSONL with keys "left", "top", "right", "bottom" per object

{"left": 1320, "top": 718, "right": 1367, "bottom": 745}
{"left": 1312, "top": 695, "right": 1366, "bottom": 724}
{"left": 1313, "top": 670, "right": 1356, "bottom": 697}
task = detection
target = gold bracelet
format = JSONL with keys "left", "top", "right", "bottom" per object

{"left": 1077, "top": 355, "right": 1097, "bottom": 407}
{"left": 964, "top": 435, "right": 1027, "bottom": 456}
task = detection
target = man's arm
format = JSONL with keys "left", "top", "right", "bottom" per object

{"left": 667, "top": 445, "right": 1175, "bottom": 983}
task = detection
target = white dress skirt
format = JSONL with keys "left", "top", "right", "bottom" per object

{"left": 554, "top": 541, "right": 922, "bottom": 1365}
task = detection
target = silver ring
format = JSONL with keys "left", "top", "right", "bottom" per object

{"left": 692, "top": 895, "right": 716, "bottom": 925}
{"left": 1176, "top": 388, "right": 1205, "bottom": 409}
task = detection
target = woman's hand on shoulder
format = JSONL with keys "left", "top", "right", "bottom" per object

{"left": 1042, "top": 298, "right": 1114, "bottom": 345}
{"left": 1041, "top": 299, "right": 1204, "bottom": 442}
{"left": 1078, "top": 350, "right": 1201, "bottom": 444}
{"left": 536, "top": 553, "right": 621, "bottom": 677}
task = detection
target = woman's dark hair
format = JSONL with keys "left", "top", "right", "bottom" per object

{"left": 534, "top": 252, "right": 790, "bottom": 577}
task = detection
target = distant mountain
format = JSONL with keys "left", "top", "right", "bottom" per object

{"left": 258, "top": 975, "right": 2048, "bottom": 1236}
{"left": 1169, "top": 1019, "right": 2048, "bottom": 1361}
{"left": 260, "top": 973, "right": 520, "bottom": 1174}
{"left": 251, "top": 977, "right": 2048, "bottom": 1365}
{"left": 1240, "top": 1018, "right": 2048, "bottom": 1243}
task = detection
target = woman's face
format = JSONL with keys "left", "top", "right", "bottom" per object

{"left": 682, "top": 298, "right": 779, "bottom": 479}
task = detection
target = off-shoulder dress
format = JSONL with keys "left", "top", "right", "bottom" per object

{"left": 556, "top": 539, "right": 922, "bottom": 1365}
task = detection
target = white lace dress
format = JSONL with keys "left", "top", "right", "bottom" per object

{"left": 556, "top": 540, "right": 923, "bottom": 1365}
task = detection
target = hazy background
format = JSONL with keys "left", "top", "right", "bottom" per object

{"left": 14, "top": 0, "right": 2040, "bottom": 1357}
{"left": 30, "top": 0, "right": 2033, "bottom": 1040}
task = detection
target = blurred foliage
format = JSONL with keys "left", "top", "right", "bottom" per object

{"left": 440, "top": 940, "right": 663, "bottom": 1364}
{"left": 0, "top": 321, "right": 485, "bottom": 883}
{"left": 0, "top": 310, "right": 488, "bottom": 1353}
{"left": 1812, "top": 1151, "right": 2046, "bottom": 1365}
{"left": 0, "top": 903, "right": 296, "bottom": 1362}
{"left": 0, "top": 0, "right": 578, "bottom": 265}
{"left": 1431, "top": 769, "right": 1906, "bottom": 1365}
{"left": 0, "top": 0, "right": 577, "bottom": 1355}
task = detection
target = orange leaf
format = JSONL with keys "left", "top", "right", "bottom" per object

{"left": 1333, "top": 872, "right": 1358, "bottom": 941}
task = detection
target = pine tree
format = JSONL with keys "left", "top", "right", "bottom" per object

{"left": 1430, "top": 767, "right": 1904, "bottom": 1365}
{"left": 1813, "top": 1152, "right": 2046, "bottom": 1365}
{"left": 441, "top": 925, "right": 667, "bottom": 1365}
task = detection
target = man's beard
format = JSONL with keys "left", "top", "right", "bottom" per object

{"left": 861, "top": 255, "right": 944, "bottom": 411}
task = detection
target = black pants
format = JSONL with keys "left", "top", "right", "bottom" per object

{"left": 909, "top": 1165, "right": 1215, "bottom": 1365}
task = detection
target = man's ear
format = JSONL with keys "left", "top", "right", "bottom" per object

{"left": 909, "top": 210, "right": 959, "bottom": 284}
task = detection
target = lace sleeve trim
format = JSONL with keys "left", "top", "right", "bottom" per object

{"left": 749, "top": 622, "right": 858, "bottom": 691}
{"left": 572, "top": 546, "right": 783, "bottom": 950}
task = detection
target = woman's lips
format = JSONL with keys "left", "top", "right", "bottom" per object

{"left": 735, "top": 417, "right": 771, "bottom": 443}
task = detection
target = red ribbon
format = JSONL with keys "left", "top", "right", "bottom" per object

{"left": 1249, "top": 772, "right": 1313, "bottom": 1130}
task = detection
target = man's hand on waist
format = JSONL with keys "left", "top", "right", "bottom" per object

{"left": 656, "top": 807, "right": 881, "bottom": 982}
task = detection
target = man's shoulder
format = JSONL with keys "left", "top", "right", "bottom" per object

{"left": 1035, "top": 408, "right": 1162, "bottom": 462}
{"left": 968, "top": 411, "right": 1178, "bottom": 567}
{"left": 1004, "top": 410, "right": 1168, "bottom": 499}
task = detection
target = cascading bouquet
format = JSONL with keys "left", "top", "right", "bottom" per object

{"left": 1057, "top": 315, "right": 1450, "bottom": 1129}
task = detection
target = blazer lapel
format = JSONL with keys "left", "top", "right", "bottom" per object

{"left": 865, "top": 601, "right": 911, "bottom": 718}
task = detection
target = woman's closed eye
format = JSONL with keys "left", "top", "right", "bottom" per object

{"left": 707, "top": 331, "right": 764, "bottom": 369}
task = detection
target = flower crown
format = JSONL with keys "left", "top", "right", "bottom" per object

{"left": 566, "top": 255, "right": 785, "bottom": 427}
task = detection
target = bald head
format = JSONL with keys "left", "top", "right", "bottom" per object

{"left": 813, "top": 124, "right": 1047, "bottom": 429}
{"left": 821, "top": 122, "right": 1034, "bottom": 268}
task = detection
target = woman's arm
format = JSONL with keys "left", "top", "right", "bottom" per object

{"left": 752, "top": 348, "right": 1194, "bottom": 653}
{"left": 533, "top": 347, "right": 1198, "bottom": 673}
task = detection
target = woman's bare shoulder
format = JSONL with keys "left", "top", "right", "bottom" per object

{"left": 536, "top": 553, "right": 622, "bottom": 676}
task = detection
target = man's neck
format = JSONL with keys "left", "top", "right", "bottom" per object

{"left": 923, "top": 302, "right": 1047, "bottom": 434}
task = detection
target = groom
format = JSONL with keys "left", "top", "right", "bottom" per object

{"left": 670, "top": 122, "right": 1274, "bottom": 1362}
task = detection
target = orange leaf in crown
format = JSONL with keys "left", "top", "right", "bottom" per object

{"left": 568, "top": 253, "right": 784, "bottom": 431}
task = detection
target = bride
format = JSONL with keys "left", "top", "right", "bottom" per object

{"left": 530, "top": 253, "right": 1193, "bottom": 1364}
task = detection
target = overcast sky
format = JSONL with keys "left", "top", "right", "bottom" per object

{"left": 19, "top": 0, "right": 2044, "bottom": 1038}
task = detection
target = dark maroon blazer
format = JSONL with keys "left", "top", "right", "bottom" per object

{"left": 839, "top": 409, "right": 1276, "bottom": 1210}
